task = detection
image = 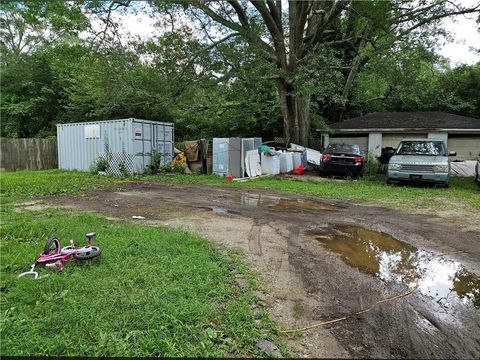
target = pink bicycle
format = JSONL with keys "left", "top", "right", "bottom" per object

{"left": 18, "top": 232, "right": 102, "bottom": 279}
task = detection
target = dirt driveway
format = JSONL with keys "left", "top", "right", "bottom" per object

{"left": 46, "top": 181, "right": 480, "bottom": 358}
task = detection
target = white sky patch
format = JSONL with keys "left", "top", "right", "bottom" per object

{"left": 438, "top": 9, "right": 480, "bottom": 65}
{"left": 113, "top": 9, "right": 159, "bottom": 40}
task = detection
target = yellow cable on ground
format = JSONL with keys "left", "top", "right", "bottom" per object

{"left": 280, "top": 284, "right": 419, "bottom": 334}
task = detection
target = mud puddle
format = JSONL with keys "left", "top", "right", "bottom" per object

{"left": 224, "top": 192, "right": 340, "bottom": 212}
{"left": 308, "top": 225, "right": 480, "bottom": 309}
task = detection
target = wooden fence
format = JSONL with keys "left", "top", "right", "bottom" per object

{"left": 1, "top": 138, "right": 58, "bottom": 171}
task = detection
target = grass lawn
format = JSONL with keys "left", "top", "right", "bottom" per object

{"left": 0, "top": 169, "right": 124, "bottom": 200}
{"left": 0, "top": 172, "right": 280, "bottom": 357}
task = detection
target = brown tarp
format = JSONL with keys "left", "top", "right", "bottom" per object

{"left": 184, "top": 140, "right": 200, "bottom": 162}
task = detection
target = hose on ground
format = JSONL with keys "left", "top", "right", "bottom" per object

{"left": 280, "top": 284, "right": 419, "bottom": 334}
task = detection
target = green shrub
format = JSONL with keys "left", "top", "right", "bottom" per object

{"left": 171, "top": 163, "right": 187, "bottom": 174}
{"left": 90, "top": 156, "right": 109, "bottom": 174}
{"left": 364, "top": 153, "right": 382, "bottom": 176}
{"left": 145, "top": 149, "right": 162, "bottom": 175}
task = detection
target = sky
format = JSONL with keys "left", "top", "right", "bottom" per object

{"left": 108, "top": 2, "right": 480, "bottom": 66}
{"left": 438, "top": 9, "right": 480, "bottom": 65}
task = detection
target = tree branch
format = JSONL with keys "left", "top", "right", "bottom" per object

{"left": 250, "top": 0, "right": 286, "bottom": 67}
{"left": 227, "top": 0, "right": 249, "bottom": 28}
{"left": 303, "top": 0, "right": 349, "bottom": 57}
{"left": 194, "top": 1, "right": 277, "bottom": 62}
{"left": 399, "top": 5, "right": 480, "bottom": 37}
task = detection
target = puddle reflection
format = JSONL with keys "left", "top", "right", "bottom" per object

{"left": 237, "top": 193, "right": 340, "bottom": 212}
{"left": 309, "top": 225, "right": 480, "bottom": 308}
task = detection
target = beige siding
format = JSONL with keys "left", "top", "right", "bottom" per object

{"left": 382, "top": 133, "right": 427, "bottom": 149}
{"left": 448, "top": 136, "right": 480, "bottom": 160}
{"left": 329, "top": 136, "right": 368, "bottom": 153}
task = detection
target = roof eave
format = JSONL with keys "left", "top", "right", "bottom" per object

{"left": 317, "top": 128, "right": 480, "bottom": 134}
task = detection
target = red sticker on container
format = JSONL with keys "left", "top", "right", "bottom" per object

{"left": 135, "top": 127, "right": 142, "bottom": 137}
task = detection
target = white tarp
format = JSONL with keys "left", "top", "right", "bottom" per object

{"left": 306, "top": 148, "right": 321, "bottom": 165}
{"left": 450, "top": 161, "right": 477, "bottom": 177}
{"left": 245, "top": 149, "right": 261, "bottom": 177}
{"left": 290, "top": 143, "right": 321, "bottom": 165}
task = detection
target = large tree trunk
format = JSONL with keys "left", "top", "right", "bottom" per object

{"left": 297, "top": 97, "right": 310, "bottom": 145}
{"left": 278, "top": 79, "right": 311, "bottom": 146}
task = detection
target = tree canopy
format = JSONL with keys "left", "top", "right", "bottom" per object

{"left": 1, "top": 1, "right": 479, "bottom": 142}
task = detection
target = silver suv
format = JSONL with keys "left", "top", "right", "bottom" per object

{"left": 386, "top": 139, "right": 456, "bottom": 187}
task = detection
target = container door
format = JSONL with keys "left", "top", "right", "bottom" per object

{"left": 133, "top": 121, "right": 153, "bottom": 173}
{"left": 153, "top": 124, "right": 173, "bottom": 165}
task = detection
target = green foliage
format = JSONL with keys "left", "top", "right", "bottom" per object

{"left": 145, "top": 149, "right": 162, "bottom": 175}
{"left": 118, "top": 160, "right": 130, "bottom": 177}
{"left": 90, "top": 156, "right": 109, "bottom": 174}
{"left": 170, "top": 163, "right": 187, "bottom": 174}
{"left": 364, "top": 153, "right": 383, "bottom": 176}
{"left": 1, "top": 1, "right": 479, "bottom": 142}
{"left": 350, "top": 44, "right": 480, "bottom": 118}
{"left": 0, "top": 1, "right": 88, "bottom": 56}
{"left": 0, "top": 49, "right": 64, "bottom": 137}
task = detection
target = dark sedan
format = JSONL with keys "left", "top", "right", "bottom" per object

{"left": 319, "top": 143, "right": 365, "bottom": 178}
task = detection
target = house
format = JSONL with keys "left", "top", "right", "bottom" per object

{"left": 319, "top": 112, "right": 480, "bottom": 160}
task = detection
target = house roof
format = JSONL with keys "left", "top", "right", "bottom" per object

{"left": 328, "top": 112, "right": 480, "bottom": 131}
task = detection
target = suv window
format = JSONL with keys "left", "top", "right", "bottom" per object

{"left": 396, "top": 141, "right": 446, "bottom": 156}
{"left": 326, "top": 143, "right": 360, "bottom": 154}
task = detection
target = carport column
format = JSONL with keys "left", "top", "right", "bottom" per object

{"left": 428, "top": 132, "right": 448, "bottom": 146}
{"left": 368, "top": 132, "right": 382, "bottom": 158}
{"left": 321, "top": 133, "right": 330, "bottom": 149}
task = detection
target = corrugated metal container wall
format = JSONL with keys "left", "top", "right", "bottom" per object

{"left": 57, "top": 118, "right": 174, "bottom": 174}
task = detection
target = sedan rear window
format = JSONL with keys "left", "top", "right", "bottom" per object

{"left": 326, "top": 143, "right": 360, "bottom": 154}
{"left": 396, "top": 141, "right": 446, "bottom": 156}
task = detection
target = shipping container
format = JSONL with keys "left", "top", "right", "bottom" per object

{"left": 57, "top": 118, "right": 174, "bottom": 175}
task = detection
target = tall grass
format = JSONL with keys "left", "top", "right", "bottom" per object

{"left": 0, "top": 207, "right": 278, "bottom": 356}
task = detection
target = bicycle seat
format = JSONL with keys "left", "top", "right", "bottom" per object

{"left": 86, "top": 232, "right": 96, "bottom": 238}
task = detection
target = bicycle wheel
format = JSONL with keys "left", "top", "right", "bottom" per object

{"left": 74, "top": 246, "right": 102, "bottom": 260}
{"left": 43, "top": 237, "right": 61, "bottom": 255}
